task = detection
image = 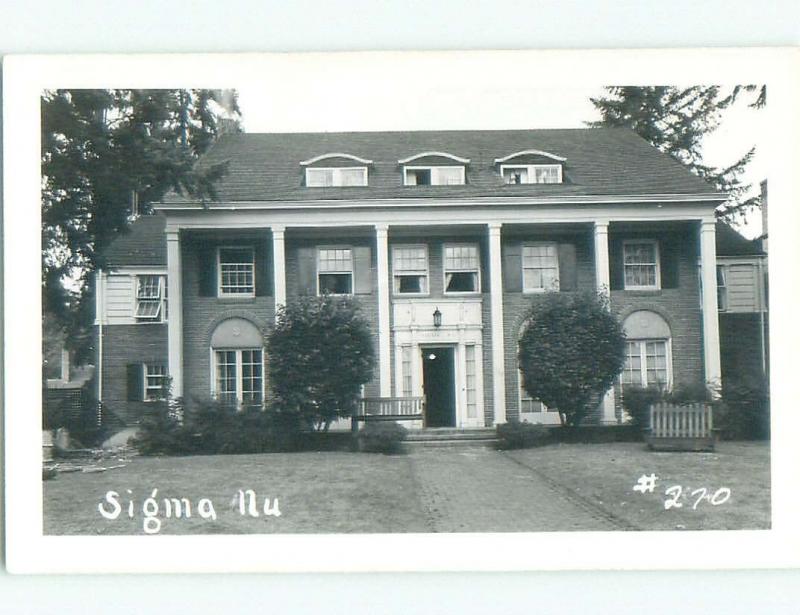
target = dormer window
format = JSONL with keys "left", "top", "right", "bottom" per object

{"left": 300, "top": 153, "right": 372, "bottom": 187}
{"left": 305, "top": 167, "right": 368, "bottom": 187}
{"left": 404, "top": 166, "right": 465, "bottom": 186}
{"left": 399, "top": 152, "right": 469, "bottom": 186}
{"left": 501, "top": 164, "right": 562, "bottom": 185}
{"left": 495, "top": 149, "right": 566, "bottom": 185}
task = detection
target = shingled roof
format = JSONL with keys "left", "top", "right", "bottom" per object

{"left": 102, "top": 214, "right": 166, "bottom": 267}
{"left": 716, "top": 221, "right": 766, "bottom": 257}
{"left": 160, "top": 127, "right": 720, "bottom": 204}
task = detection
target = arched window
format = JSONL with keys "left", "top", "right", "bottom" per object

{"left": 210, "top": 318, "right": 265, "bottom": 405}
{"left": 621, "top": 310, "right": 672, "bottom": 388}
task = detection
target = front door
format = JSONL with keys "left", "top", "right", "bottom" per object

{"left": 422, "top": 347, "right": 456, "bottom": 427}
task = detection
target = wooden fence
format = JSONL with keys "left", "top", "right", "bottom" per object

{"left": 647, "top": 402, "right": 715, "bottom": 451}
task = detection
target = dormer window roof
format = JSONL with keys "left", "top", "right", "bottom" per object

{"left": 399, "top": 151, "right": 468, "bottom": 186}
{"left": 301, "top": 152, "right": 371, "bottom": 187}
{"left": 495, "top": 149, "right": 566, "bottom": 185}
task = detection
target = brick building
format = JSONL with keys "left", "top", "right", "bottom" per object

{"left": 94, "top": 128, "right": 728, "bottom": 428}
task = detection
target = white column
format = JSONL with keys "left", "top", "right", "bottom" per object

{"left": 272, "top": 225, "right": 286, "bottom": 320}
{"left": 594, "top": 221, "right": 617, "bottom": 423}
{"left": 700, "top": 220, "right": 722, "bottom": 390}
{"left": 166, "top": 230, "right": 183, "bottom": 398}
{"left": 488, "top": 222, "right": 507, "bottom": 425}
{"left": 375, "top": 224, "right": 392, "bottom": 397}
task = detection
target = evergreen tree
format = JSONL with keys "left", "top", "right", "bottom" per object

{"left": 590, "top": 86, "right": 763, "bottom": 222}
{"left": 41, "top": 89, "right": 241, "bottom": 361}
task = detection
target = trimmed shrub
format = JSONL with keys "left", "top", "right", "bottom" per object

{"left": 518, "top": 292, "right": 626, "bottom": 427}
{"left": 129, "top": 398, "right": 303, "bottom": 456}
{"left": 496, "top": 420, "right": 553, "bottom": 449}
{"left": 356, "top": 421, "right": 408, "bottom": 454}
{"left": 716, "top": 376, "right": 770, "bottom": 440}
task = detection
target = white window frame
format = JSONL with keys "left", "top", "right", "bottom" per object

{"left": 522, "top": 242, "right": 560, "bottom": 293}
{"left": 305, "top": 166, "right": 368, "bottom": 187}
{"left": 143, "top": 363, "right": 168, "bottom": 402}
{"left": 317, "top": 246, "right": 354, "bottom": 296}
{"left": 500, "top": 164, "right": 563, "bottom": 185}
{"left": 403, "top": 165, "right": 466, "bottom": 186}
{"left": 622, "top": 239, "right": 661, "bottom": 291}
{"left": 717, "top": 264, "right": 728, "bottom": 312}
{"left": 211, "top": 347, "right": 265, "bottom": 406}
{"left": 443, "top": 243, "right": 481, "bottom": 295}
{"left": 621, "top": 339, "right": 672, "bottom": 389}
{"left": 217, "top": 246, "right": 256, "bottom": 297}
{"left": 134, "top": 274, "right": 167, "bottom": 322}
{"left": 391, "top": 244, "right": 430, "bottom": 296}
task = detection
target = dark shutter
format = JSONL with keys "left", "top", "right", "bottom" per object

{"left": 197, "top": 244, "right": 217, "bottom": 297}
{"left": 353, "top": 246, "right": 373, "bottom": 294}
{"left": 609, "top": 236, "right": 625, "bottom": 291}
{"left": 557, "top": 243, "right": 578, "bottom": 291}
{"left": 255, "top": 239, "right": 271, "bottom": 297}
{"left": 127, "top": 363, "right": 143, "bottom": 402}
{"left": 502, "top": 242, "right": 522, "bottom": 292}
{"left": 297, "top": 247, "right": 316, "bottom": 295}
{"left": 660, "top": 236, "right": 680, "bottom": 289}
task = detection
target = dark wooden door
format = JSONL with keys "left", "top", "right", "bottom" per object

{"left": 422, "top": 347, "right": 456, "bottom": 427}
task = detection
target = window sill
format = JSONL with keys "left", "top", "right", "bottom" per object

{"left": 618, "top": 289, "right": 663, "bottom": 297}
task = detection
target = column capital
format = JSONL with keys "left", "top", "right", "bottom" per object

{"left": 593, "top": 220, "right": 610, "bottom": 231}
{"left": 700, "top": 219, "right": 717, "bottom": 232}
{"left": 166, "top": 229, "right": 180, "bottom": 241}
{"left": 374, "top": 223, "right": 389, "bottom": 235}
{"left": 271, "top": 224, "right": 286, "bottom": 236}
{"left": 488, "top": 222, "right": 503, "bottom": 235}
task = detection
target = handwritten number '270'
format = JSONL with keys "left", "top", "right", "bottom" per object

{"left": 664, "top": 486, "right": 731, "bottom": 510}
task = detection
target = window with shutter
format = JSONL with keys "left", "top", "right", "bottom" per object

{"left": 522, "top": 243, "right": 559, "bottom": 292}
{"left": 317, "top": 247, "right": 353, "bottom": 295}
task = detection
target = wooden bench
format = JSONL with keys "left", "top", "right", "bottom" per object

{"left": 645, "top": 402, "right": 716, "bottom": 452}
{"left": 352, "top": 397, "right": 424, "bottom": 428}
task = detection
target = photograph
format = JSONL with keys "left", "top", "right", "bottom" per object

{"left": 4, "top": 49, "right": 797, "bottom": 576}
{"left": 38, "top": 77, "right": 770, "bottom": 536}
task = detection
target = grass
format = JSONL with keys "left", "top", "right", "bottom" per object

{"left": 505, "top": 441, "right": 770, "bottom": 531}
{"left": 44, "top": 451, "right": 428, "bottom": 535}
{"left": 43, "top": 441, "right": 771, "bottom": 535}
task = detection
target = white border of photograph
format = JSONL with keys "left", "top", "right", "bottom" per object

{"left": 4, "top": 49, "right": 800, "bottom": 574}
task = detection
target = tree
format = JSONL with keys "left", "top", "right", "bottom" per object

{"left": 590, "top": 86, "right": 763, "bottom": 222}
{"left": 41, "top": 89, "right": 241, "bottom": 361}
{"left": 518, "top": 292, "right": 626, "bottom": 427}
{"left": 267, "top": 296, "right": 375, "bottom": 431}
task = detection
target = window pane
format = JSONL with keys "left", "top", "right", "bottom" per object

{"left": 396, "top": 275, "right": 426, "bottom": 293}
{"left": 446, "top": 271, "right": 478, "bottom": 292}
{"left": 503, "top": 168, "right": 528, "bottom": 184}
{"left": 319, "top": 273, "right": 352, "bottom": 294}
{"left": 306, "top": 168, "right": 334, "bottom": 187}
{"left": 406, "top": 169, "right": 431, "bottom": 185}
{"left": 533, "top": 166, "right": 560, "bottom": 183}
{"left": 137, "top": 275, "right": 161, "bottom": 299}
{"left": 393, "top": 246, "right": 427, "bottom": 272}
{"left": 444, "top": 245, "right": 479, "bottom": 270}
{"left": 219, "top": 248, "right": 254, "bottom": 294}
{"left": 241, "top": 349, "right": 263, "bottom": 403}
{"left": 622, "top": 342, "right": 642, "bottom": 385}
{"left": 435, "top": 167, "right": 464, "bottom": 185}
{"left": 337, "top": 168, "right": 367, "bottom": 186}
{"left": 215, "top": 350, "right": 237, "bottom": 404}
{"left": 522, "top": 244, "right": 558, "bottom": 290}
{"left": 318, "top": 248, "right": 353, "bottom": 273}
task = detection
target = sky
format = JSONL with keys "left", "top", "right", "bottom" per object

{"left": 237, "top": 83, "right": 766, "bottom": 238}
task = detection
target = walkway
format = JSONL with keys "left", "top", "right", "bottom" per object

{"left": 408, "top": 446, "right": 634, "bottom": 532}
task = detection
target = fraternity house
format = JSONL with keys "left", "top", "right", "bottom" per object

{"left": 94, "top": 128, "right": 727, "bottom": 429}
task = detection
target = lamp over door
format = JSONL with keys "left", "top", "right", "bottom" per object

{"left": 433, "top": 307, "right": 442, "bottom": 328}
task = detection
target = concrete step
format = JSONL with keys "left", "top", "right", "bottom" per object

{"left": 404, "top": 428, "right": 498, "bottom": 444}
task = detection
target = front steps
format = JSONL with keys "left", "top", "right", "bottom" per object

{"left": 403, "top": 427, "right": 498, "bottom": 447}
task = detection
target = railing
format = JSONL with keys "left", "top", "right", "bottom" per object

{"left": 649, "top": 402, "right": 713, "bottom": 439}
{"left": 354, "top": 397, "right": 425, "bottom": 422}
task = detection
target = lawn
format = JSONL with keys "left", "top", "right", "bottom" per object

{"left": 43, "top": 441, "right": 771, "bottom": 535}
{"left": 44, "top": 451, "right": 428, "bottom": 535}
{"left": 504, "top": 441, "right": 771, "bottom": 531}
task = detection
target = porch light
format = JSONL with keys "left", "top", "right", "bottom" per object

{"left": 433, "top": 307, "right": 442, "bottom": 328}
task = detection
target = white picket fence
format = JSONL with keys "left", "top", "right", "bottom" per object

{"left": 649, "top": 402, "right": 713, "bottom": 439}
